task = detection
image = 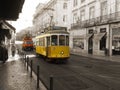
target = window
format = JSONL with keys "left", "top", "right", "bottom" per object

{"left": 26, "top": 41, "right": 33, "bottom": 44}
{"left": 39, "top": 38, "right": 44, "bottom": 46}
{"left": 36, "top": 39, "right": 39, "bottom": 46}
{"left": 116, "top": 0, "right": 120, "bottom": 12}
{"left": 63, "top": 3, "right": 67, "bottom": 9}
{"left": 63, "top": 15, "right": 67, "bottom": 22}
{"left": 81, "top": 0, "right": 85, "bottom": 3}
{"left": 36, "top": 41, "right": 39, "bottom": 46}
{"left": 73, "top": 13, "right": 78, "bottom": 23}
{"left": 101, "top": 1, "right": 107, "bottom": 16}
{"left": 51, "top": 35, "right": 58, "bottom": 46}
{"left": 59, "top": 35, "right": 65, "bottom": 45}
{"left": 73, "top": 38, "right": 84, "bottom": 49}
{"left": 80, "top": 10, "right": 85, "bottom": 21}
{"left": 73, "top": 0, "right": 78, "bottom": 7}
{"left": 89, "top": 6, "right": 95, "bottom": 19}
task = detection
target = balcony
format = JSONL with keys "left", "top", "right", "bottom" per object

{"left": 108, "top": 11, "right": 120, "bottom": 23}
{"left": 71, "top": 21, "right": 81, "bottom": 29}
{"left": 71, "top": 11, "right": 120, "bottom": 29}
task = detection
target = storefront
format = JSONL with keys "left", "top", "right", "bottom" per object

{"left": 93, "top": 32, "right": 107, "bottom": 55}
{"left": 73, "top": 35, "right": 85, "bottom": 49}
{"left": 87, "top": 26, "right": 108, "bottom": 56}
{"left": 112, "top": 27, "right": 120, "bottom": 55}
{"left": 86, "top": 29, "right": 94, "bottom": 54}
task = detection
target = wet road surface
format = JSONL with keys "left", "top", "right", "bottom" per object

{"left": 24, "top": 51, "right": 120, "bottom": 90}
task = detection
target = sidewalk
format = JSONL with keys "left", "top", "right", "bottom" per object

{"left": 0, "top": 55, "right": 45, "bottom": 90}
{"left": 71, "top": 50, "right": 120, "bottom": 62}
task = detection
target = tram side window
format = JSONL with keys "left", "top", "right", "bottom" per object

{"left": 36, "top": 41, "right": 39, "bottom": 46}
{"left": 35, "top": 39, "right": 39, "bottom": 46}
{"left": 59, "top": 35, "right": 65, "bottom": 45}
{"left": 39, "top": 38, "right": 44, "bottom": 46}
{"left": 66, "top": 36, "right": 69, "bottom": 46}
{"left": 51, "top": 35, "right": 58, "bottom": 46}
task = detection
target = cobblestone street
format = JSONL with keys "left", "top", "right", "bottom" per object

{"left": 0, "top": 55, "right": 39, "bottom": 90}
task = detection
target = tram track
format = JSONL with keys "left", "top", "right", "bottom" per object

{"left": 36, "top": 59, "right": 115, "bottom": 90}
{"left": 57, "top": 55, "right": 120, "bottom": 90}
{"left": 58, "top": 65, "right": 117, "bottom": 90}
{"left": 25, "top": 52, "right": 120, "bottom": 90}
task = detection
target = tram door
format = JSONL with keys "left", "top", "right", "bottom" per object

{"left": 46, "top": 37, "right": 50, "bottom": 57}
{"left": 88, "top": 37, "right": 93, "bottom": 54}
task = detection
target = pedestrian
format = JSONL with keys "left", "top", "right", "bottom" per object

{"left": 11, "top": 44, "right": 16, "bottom": 57}
{"left": 0, "top": 42, "right": 8, "bottom": 63}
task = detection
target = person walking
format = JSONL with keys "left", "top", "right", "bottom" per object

{"left": 11, "top": 44, "right": 16, "bottom": 57}
{"left": 0, "top": 43, "right": 8, "bottom": 63}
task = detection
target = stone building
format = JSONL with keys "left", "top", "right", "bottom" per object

{"left": 32, "top": 0, "right": 120, "bottom": 56}
{"left": 0, "top": 20, "right": 16, "bottom": 56}
{"left": 70, "top": 0, "right": 120, "bottom": 56}
{"left": 33, "top": 0, "right": 71, "bottom": 34}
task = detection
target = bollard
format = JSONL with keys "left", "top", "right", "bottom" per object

{"left": 50, "top": 75, "right": 53, "bottom": 90}
{"left": 27, "top": 56, "right": 29, "bottom": 71}
{"left": 37, "top": 65, "right": 39, "bottom": 88}
{"left": 30, "top": 60, "right": 33, "bottom": 77}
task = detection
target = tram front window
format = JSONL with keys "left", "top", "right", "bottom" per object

{"left": 59, "top": 35, "right": 65, "bottom": 45}
{"left": 51, "top": 35, "right": 58, "bottom": 46}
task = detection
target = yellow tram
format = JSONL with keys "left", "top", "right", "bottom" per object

{"left": 35, "top": 26, "right": 70, "bottom": 62}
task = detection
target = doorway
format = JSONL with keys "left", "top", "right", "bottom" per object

{"left": 88, "top": 36, "right": 93, "bottom": 54}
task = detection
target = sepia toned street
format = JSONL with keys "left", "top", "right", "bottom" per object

{"left": 1, "top": 0, "right": 120, "bottom": 90}
{"left": 22, "top": 51, "right": 120, "bottom": 90}
{"left": 1, "top": 45, "right": 120, "bottom": 90}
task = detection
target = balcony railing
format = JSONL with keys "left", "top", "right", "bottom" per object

{"left": 71, "top": 21, "right": 81, "bottom": 29}
{"left": 71, "top": 11, "right": 120, "bottom": 29}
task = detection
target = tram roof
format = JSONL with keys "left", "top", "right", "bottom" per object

{"left": 36, "top": 31, "right": 69, "bottom": 39}
{"left": 44, "top": 26, "right": 67, "bottom": 32}
{"left": 45, "top": 30, "right": 69, "bottom": 34}
{"left": 46, "top": 26, "right": 67, "bottom": 29}
{"left": 35, "top": 26, "right": 69, "bottom": 39}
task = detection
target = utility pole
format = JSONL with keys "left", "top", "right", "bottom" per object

{"left": 43, "top": 8, "right": 54, "bottom": 29}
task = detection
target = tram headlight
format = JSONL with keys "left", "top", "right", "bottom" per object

{"left": 60, "top": 51, "right": 64, "bottom": 55}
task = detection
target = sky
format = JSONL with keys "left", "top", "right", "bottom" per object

{"left": 11, "top": 0, "right": 49, "bottom": 32}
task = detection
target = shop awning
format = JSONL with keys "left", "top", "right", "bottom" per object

{"left": 85, "top": 34, "right": 93, "bottom": 40}
{"left": 0, "top": 21, "right": 16, "bottom": 41}
{"left": 93, "top": 33, "right": 106, "bottom": 41}
{"left": 2, "top": 21, "right": 16, "bottom": 32}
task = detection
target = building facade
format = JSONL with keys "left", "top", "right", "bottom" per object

{"left": 70, "top": 0, "right": 120, "bottom": 56}
{"left": 0, "top": 20, "right": 16, "bottom": 56}
{"left": 33, "top": 0, "right": 71, "bottom": 34}
{"left": 32, "top": 0, "right": 120, "bottom": 56}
